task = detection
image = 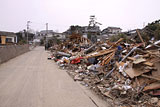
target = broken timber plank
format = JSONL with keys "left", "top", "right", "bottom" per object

{"left": 124, "top": 67, "right": 151, "bottom": 78}
{"left": 104, "top": 52, "right": 115, "bottom": 65}
{"left": 142, "top": 74, "right": 160, "bottom": 81}
{"left": 143, "top": 82, "right": 160, "bottom": 91}
{"left": 85, "top": 49, "right": 116, "bottom": 59}
{"left": 143, "top": 62, "right": 154, "bottom": 66}
{"left": 136, "top": 29, "right": 145, "bottom": 47}
{"left": 109, "top": 38, "right": 124, "bottom": 49}
{"left": 101, "top": 52, "right": 115, "bottom": 65}
{"left": 84, "top": 44, "right": 96, "bottom": 54}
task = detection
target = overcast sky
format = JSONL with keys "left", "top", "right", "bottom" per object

{"left": 0, "top": 0, "right": 160, "bottom": 32}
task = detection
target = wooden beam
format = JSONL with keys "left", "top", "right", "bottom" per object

{"left": 136, "top": 29, "right": 145, "bottom": 47}
{"left": 85, "top": 49, "right": 116, "bottom": 59}
{"left": 101, "top": 52, "right": 115, "bottom": 65}
{"left": 109, "top": 38, "right": 124, "bottom": 49}
{"left": 142, "top": 74, "right": 160, "bottom": 81}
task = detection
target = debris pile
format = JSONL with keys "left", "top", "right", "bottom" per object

{"left": 49, "top": 33, "right": 160, "bottom": 106}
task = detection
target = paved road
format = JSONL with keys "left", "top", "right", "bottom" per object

{"left": 0, "top": 47, "right": 108, "bottom": 107}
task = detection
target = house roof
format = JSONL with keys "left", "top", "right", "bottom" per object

{"left": 0, "top": 31, "right": 16, "bottom": 37}
{"left": 102, "top": 27, "right": 122, "bottom": 31}
{"left": 39, "top": 30, "right": 54, "bottom": 34}
{"left": 107, "top": 27, "right": 122, "bottom": 30}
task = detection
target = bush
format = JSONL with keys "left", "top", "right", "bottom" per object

{"left": 18, "top": 40, "right": 27, "bottom": 44}
{"left": 109, "top": 33, "right": 128, "bottom": 42}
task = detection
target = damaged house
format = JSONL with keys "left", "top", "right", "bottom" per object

{"left": 101, "top": 27, "right": 122, "bottom": 39}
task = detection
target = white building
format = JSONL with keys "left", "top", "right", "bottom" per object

{"left": 101, "top": 27, "right": 122, "bottom": 37}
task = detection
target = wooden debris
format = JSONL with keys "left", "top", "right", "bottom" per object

{"left": 143, "top": 62, "right": 154, "bottom": 66}
{"left": 143, "top": 82, "right": 160, "bottom": 91}
{"left": 50, "top": 33, "right": 160, "bottom": 106}
{"left": 136, "top": 29, "right": 145, "bottom": 47}
{"left": 141, "top": 74, "right": 160, "bottom": 81}
{"left": 110, "top": 38, "right": 124, "bottom": 49}
{"left": 101, "top": 51, "right": 115, "bottom": 65}
{"left": 85, "top": 49, "right": 116, "bottom": 59}
{"left": 124, "top": 67, "right": 151, "bottom": 78}
{"left": 102, "top": 91, "right": 113, "bottom": 99}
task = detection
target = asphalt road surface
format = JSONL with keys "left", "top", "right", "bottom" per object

{"left": 0, "top": 46, "right": 110, "bottom": 107}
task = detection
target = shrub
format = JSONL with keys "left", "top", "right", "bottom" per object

{"left": 109, "top": 33, "right": 128, "bottom": 42}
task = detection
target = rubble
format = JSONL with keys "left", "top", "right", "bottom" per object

{"left": 49, "top": 33, "right": 160, "bottom": 106}
{"left": 151, "top": 97, "right": 159, "bottom": 104}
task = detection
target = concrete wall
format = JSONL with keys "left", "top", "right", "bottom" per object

{"left": 0, "top": 45, "right": 29, "bottom": 64}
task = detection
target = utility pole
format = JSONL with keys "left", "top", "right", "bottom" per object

{"left": 45, "top": 23, "right": 48, "bottom": 44}
{"left": 46, "top": 23, "right": 48, "bottom": 34}
{"left": 27, "top": 21, "right": 31, "bottom": 44}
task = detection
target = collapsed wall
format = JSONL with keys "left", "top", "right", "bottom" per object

{"left": 0, "top": 45, "right": 29, "bottom": 64}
